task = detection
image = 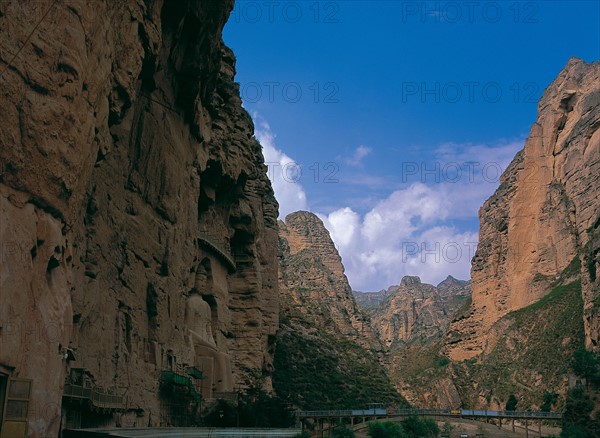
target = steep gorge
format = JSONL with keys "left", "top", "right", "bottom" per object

{"left": 352, "top": 59, "right": 599, "bottom": 411}
{"left": 387, "top": 59, "right": 599, "bottom": 411}
{"left": 447, "top": 58, "right": 600, "bottom": 361}
{"left": 0, "top": 1, "right": 278, "bottom": 436}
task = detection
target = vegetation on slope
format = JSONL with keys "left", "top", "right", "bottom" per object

{"left": 274, "top": 318, "right": 408, "bottom": 410}
{"left": 368, "top": 417, "right": 439, "bottom": 438}
{"left": 389, "top": 257, "right": 585, "bottom": 410}
{"left": 466, "top": 285, "right": 581, "bottom": 405}
{"left": 454, "top": 258, "right": 585, "bottom": 409}
{"left": 561, "top": 347, "right": 600, "bottom": 437}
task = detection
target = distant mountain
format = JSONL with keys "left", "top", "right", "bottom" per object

{"left": 354, "top": 276, "right": 471, "bottom": 349}
{"left": 353, "top": 289, "right": 389, "bottom": 309}
{"left": 352, "top": 276, "right": 470, "bottom": 407}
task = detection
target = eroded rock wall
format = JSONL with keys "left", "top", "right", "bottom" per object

{"left": 0, "top": 1, "right": 278, "bottom": 436}
{"left": 278, "top": 211, "right": 380, "bottom": 350}
{"left": 447, "top": 58, "right": 600, "bottom": 361}
{"left": 275, "top": 211, "right": 406, "bottom": 409}
{"left": 366, "top": 276, "right": 470, "bottom": 349}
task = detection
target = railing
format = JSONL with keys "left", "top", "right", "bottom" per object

{"left": 63, "top": 383, "right": 126, "bottom": 409}
{"left": 295, "top": 408, "right": 562, "bottom": 420}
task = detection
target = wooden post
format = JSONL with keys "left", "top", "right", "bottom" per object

{"left": 525, "top": 418, "right": 529, "bottom": 438}
{"left": 538, "top": 420, "right": 542, "bottom": 437}
{"left": 512, "top": 419, "right": 515, "bottom": 433}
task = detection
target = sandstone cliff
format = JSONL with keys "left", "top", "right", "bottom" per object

{"left": 278, "top": 211, "right": 380, "bottom": 349}
{"left": 275, "top": 211, "right": 405, "bottom": 408}
{"left": 447, "top": 58, "right": 600, "bottom": 361}
{"left": 0, "top": 1, "right": 278, "bottom": 436}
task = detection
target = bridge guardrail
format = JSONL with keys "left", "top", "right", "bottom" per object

{"left": 295, "top": 408, "right": 562, "bottom": 420}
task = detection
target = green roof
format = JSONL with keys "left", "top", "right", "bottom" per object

{"left": 161, "top": 370, "right": 192, "bottom": 386}
{"left": 186, "top": 366, "right": 204, "bottom": 379}
{"left": 160, "top": 370, "right": 202, "bottom": 404}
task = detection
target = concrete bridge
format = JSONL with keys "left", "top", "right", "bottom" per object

{"left": 296, "top": 408, "right": 562, "bottom": 437}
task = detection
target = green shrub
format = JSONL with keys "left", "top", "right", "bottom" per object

{"left": 402, "top": 416, "right": 440, "bottom": 437}
{"left": 333, "top": 424, "right": 356, "bottom": 438}
{"left": 505, "top": 394, "right": 518, "bottom": 411}
{"left": 368, "top": 421, "right": 407, "bottom": 438}
{"left": 561, "top": 386, "right": 600, "bottom": 438}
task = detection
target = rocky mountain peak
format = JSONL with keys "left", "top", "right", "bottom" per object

{"left": 357, "top": 277, "right": 471, "bottom": 349}
{"left": 400, "top": 275, "right": 422, "bottom": 287}
{"left": 278, "top": 210, "right": 381, "bottom": 350}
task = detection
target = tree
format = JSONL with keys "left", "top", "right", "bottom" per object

{"left": 368, "top": 421, "right": 407, "bottom": 438}
{"left": 505, "top": 394, "right": 518, "bottom": 411}
{"left": 402, "top": 416, "right": 440, "bottom": 438}
{"left": 570, "top": 348, "right": 599, "bottom": 385}
{"left": 333, "top": 424, "right": 356, "bottom": 438}
{"left": 541, "top": 392, "right": 558, "bottom": 412}
{"left": 561, "top": 386, "right": 600, "bottom": 438}
{"left": 236, "top": 370, "right": 295, "bottom": 428}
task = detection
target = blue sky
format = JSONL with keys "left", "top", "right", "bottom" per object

{"left": 223, "top": 1, "right": 600, "bottom": 291}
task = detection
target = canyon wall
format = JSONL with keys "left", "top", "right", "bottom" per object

{"left": 0, "top": 1, "right": 278, "bottom": 436}
{"left": 275, "top": 211, "right": 405, "bottom": 409}
{"left": 278, "top": 211, "right": 380, "bottom": 349}
{"left": 447, "top": 58, "right": 600, "bottom": 361}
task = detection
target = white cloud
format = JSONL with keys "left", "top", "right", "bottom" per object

{"left": 254, "top": 116, "right": 307, "bottom": 219}
{"left": 319, "top": 140, "right": 524, "bottom": 291}
{"left": 320, "top": 182, "right": 476, "bottom": 290}
{"left": 252, "top": 112, "right": 523, "bottom": 290}
{"left": 343, "top": 145, "right": 372, "bottom": 166}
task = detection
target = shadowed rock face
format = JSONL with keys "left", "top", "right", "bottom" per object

{"left": 0, "top": 1, "right": 278, "bottom": 436}
{"left": 278, "top": 211, "right": 381, "bottom": 350}
{"left": 446, "top": 58, "right": 600, "bottom": 361}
